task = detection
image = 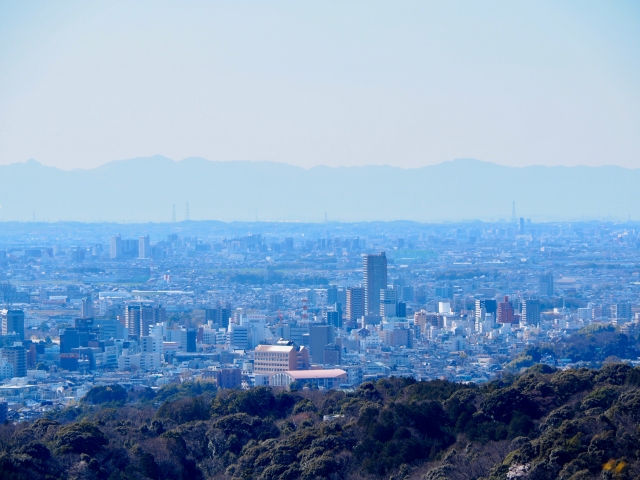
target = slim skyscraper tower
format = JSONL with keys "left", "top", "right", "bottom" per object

{"left": 497, "top": 296, "right": 515, "bottom": 324}
{"left": 346, "top": 287, "right": 364, "bottom": 321}
{"left": 309, "top": 324, "right": 335, "bottom": 364}
{"left": 2, "top": 310, "right": 24, "bottom": 340}
{"left": 539, "top": 272, "right": 554, "bottom": 297}
{"left": 327, "top": 286, "right": 337, "bottom": 304}
{"left": 521, "top": 298, "right": 540, "bottom": 326}
{"left": 139, "top": 306, "right": 166, "bottom": 337}
{"left": 363, "top": 252, "right": 387, "bottom": 315}
{"left": 475, "top": 299, "right": 497, "bottom": 319}
{"left": 110, "top": 235, "right": 122, "bottom": 260}
{"left": 80, "top": 297, "right": 93, "bottom": 318}
{"left": 380, "top": 288, "right": 397, "bottom": 317}
{"left": 139, "top": 235, "right": 150, "bottom": 259}
{"left": 125, "top": 304, "right": 142, "bottom": 338}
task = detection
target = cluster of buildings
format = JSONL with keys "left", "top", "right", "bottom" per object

{"left": 1, "top": 219, "right": 640, "bottom": 421}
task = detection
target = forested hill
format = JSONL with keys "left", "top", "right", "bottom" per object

{"left": 2, "top": 363, "right": 640, "bottom": 480}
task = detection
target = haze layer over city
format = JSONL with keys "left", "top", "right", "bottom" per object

{"left": 1, "top": 2, "right": 640, "bottom": 480}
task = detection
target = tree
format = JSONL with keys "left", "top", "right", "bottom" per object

{"left": 83, "top": 385, "right": 127, "bottom": 405}
{"left": 156, "top": 396, "right": 210, "bottom": 424}
{"left": 54, "top": 422, "right": 109, "bottom": 455}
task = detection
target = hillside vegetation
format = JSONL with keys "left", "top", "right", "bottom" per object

{"left": 2, "top": 364, "right": 640, "bottom": 479}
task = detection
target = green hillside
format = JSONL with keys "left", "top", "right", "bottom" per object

{"left": 2, "top": 364, "right": 640, "bottom": 479}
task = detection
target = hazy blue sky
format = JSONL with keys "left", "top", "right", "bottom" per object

{"left": 1, "top": 1, "right": 639, "bottom": 170}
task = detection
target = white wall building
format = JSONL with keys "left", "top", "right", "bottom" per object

{"left": 118, "top": 349, "right": 161, "bottom": 371}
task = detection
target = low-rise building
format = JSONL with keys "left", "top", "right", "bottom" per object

{"left": 270, "top": 368, "right": 347, "bottom": 389}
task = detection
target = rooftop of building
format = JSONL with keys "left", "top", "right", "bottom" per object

{"left": 282, "top": 369, "right": 346, "bottom": 379}
{"left": 255, "top": 345, "right": 297, "bottom": 353}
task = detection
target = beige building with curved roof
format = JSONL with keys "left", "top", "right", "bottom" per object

{"left": 270, "top": 369, "right": 347, "bottom": 389}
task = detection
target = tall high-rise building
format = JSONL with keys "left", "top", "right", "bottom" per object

{"left": 380, "top": 288, "right": 397, "bottom": 317}
{"left": 612, "top": 302, "right": 633, "bottom": 324}
{"left": 475, "top": 299, "right": 497, "bottom": 320}
{"left": 268, "top": 294, "right": 283, "bottom": 311}
{"left": 521, "top": 298, "right": 540, "bottom": 325}
{"left": 2, "top": 310, "right": 24, "bottom": 340}
{"left": 577, "top": 308, "right": 594, "bottom": 322}
{"left": 279, "top": 324, "right": 309, "bottom": 346}
{"left": 110, "top": 235, "right": 122, "bottom": 260}
{"left": 140, "top": 306, "right": 166, "bottom": 337}
{"left": 122, "top": 239, "right": 139, "bottom": 257}
{"left": 327, "top": 286, "right": 338, "bottom": 305}
{"left": 139, "top": 235, "right": 151, "bottom": 259}
{"left": 220, "top": 307, "right": 232, "bottom": 329}
{"left": 414, "top": 286, "right": 427, "bottom": 304}
{"left": 539, "top": 272, "right": 554, "bottom": 297}
{"left": 497, "top": 296, "right": 515, "bottom": 324}
{"left": 2, "top": 346, "right": 26, "bottom": 377}
{"left": 205, "top": 306, "right": 232, "bottom": 329}
{"left": 61, "top": 322, "right": 96, "bottom": 354}
{"left": 140, "top": 335, "right": 163, "bottom": 360}
{"left": 414, "top": 310, "right": 439, "bottom": 334}
{"left": 326, "top": 310, "right": 342, "bottom": 328}
{"left": 364, "top": 252, "right": 387, "bottom": 315}
{"left": 346, "top": 287, "right": 365, "bottom": 321}
{"left": 402, "top": 286, "right": 414, "bottom": 302}
{"left": 80, "top": 297, "right": 93, "bottom": 318}
{"left": 186, "top": 328, "right": 197, "bottom": 352}
{"left": 284, "top": 237, "right": 294, "bottom": 251}
{"left": 435, "top": 285, "right": 454, "bottom": 299}
{"left": 307, "top": 289, "right": 317, "bottom": 305}
{"left": 125, "top": 305, "right": 142, "bottom": 338}
{"left": 323, "top": 344, "right": 341, "bottom": 365}
{"left": 309, "top": 324, "right": 335, "bottom": 363}
{"left": 336, "top": 288, "right": 346, "bottom": 310}
{"left": 396, "top": 301, "right": 407, "bottom": 318}
{"left": 227, "top": 323, "right": 249, "bottom": 350}
{"left": 167, "top": 233, "right": 179, "bottom": 244}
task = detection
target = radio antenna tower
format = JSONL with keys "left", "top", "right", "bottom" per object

{"left": 185, "top": 202, "right": 190, "bottom": 222}
{"left": 171, "top": 204, "right": 176, "bottom": 224}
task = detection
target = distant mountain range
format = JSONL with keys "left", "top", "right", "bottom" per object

{"left": 0, "top": 156, "right": 638, "bottom": 222}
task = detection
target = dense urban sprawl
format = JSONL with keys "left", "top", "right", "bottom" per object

{"left": 1, "top": 219, "right": 639, "bottom": 423}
